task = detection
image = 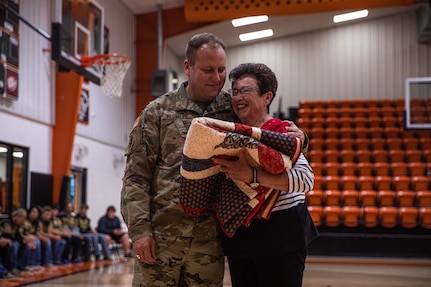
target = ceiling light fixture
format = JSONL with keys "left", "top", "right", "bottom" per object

{"left": 333, "top": 9, "right": 369, "bottom": 23}
{"left": 239, "top": 29, "right": 273, "bottom": 42}
{"left": 231, "top": 15, "right": 269, "bottom": 27}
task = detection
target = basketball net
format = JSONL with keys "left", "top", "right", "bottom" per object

{"left": 81, "top": 54, "right": 131, "bottom": 97}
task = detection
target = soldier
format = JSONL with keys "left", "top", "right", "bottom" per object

{"left": 121, "top": 33, "right": 307, "bottom": 287}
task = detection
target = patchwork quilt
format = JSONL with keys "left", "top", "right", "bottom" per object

{"left": 179, "top": 117, "right": 302, "bottom": 237}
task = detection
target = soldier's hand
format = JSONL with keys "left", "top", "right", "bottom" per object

{"left": 134, "top": 236, "right": 156, "bottom": 264}
{"left": 284, "top": 120, "right": 305, "bottom": 143}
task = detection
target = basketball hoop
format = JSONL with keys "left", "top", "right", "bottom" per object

{"left": 81, "top": 54, "right": 131, "bottom": 97}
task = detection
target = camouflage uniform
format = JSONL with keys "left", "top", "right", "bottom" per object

{"left": 121, "top": 81, "right": 238, "bottom": 287}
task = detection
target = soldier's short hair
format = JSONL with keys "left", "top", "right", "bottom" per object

{"left": 185, "top": 33, "right": 225, "bottom": 66}
{"left": 12, "top": 208, "right": 27, "bottom": 218}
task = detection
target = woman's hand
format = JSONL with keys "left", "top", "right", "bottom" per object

{"left": 212, "top": 148, "right": 253, "bottom": 184}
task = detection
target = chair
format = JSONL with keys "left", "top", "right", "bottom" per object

{"left": 367, "top": 116, "right": 382, "bottom": 128}
{"left": 370, "top": 138, "right": 386, "bottom": 150}
{"left": 388, "top": 150, "right": 405, "bottom": 163}
{"left": 299, "top": 100, "right": 313, "bottom": 109}
{"left": 339, "top": 138, "right": 355, "bottom": 150}
{"left": 338, "top": 117, "right": 353, "bottom": 128}
{"left": 353, "top": 127, "right": 369, "bottom": 139}
{"left": 405, "top": 150, "right": 423, "bottom": 163}
{"left": 308, "top": 205, "right": 323, "bottom": 226}
{"left": 325, "top": 127, "right": 341, "bottom": 139}
{"left": 390, "top": 162, "right": 408, "bottom": 177}
{"left": 367, "top": 107, "right": 380, "bottom": 117}
{"left": 310, "top": 162, "right": 324, "bottom": 176}
{"left": 415, "top": 191, "right": 431, "bottom": 207}
{"left": 340, "top": 150, "right": 356, "bottom": 163}
{"left": 402, "top": 137, "right": 419, "bottom": 150}
{"left": 312, "top": 107, "right": 326, "bottom": 118}
{"left": 310, "top": 138, "right": 324, "bottom": 151}
{"left": 379, "top": 206, "right": 398, "bottom": 228}
{"left": 341, "top": 206, "right": 360, "bottom": 227}
{"left": 357, "top": 176, "right": 375, "bottom": 190}
{"left": 357, "top": 162, "right": 373, "bottom": 176}
{"left": 392, "top": 176, "right": 411, "bottom": 191}
{"left": 297, "top": 108, "right": 312, "bottom": 118}
{"left": 398, "top": 207, "right": 418, "bottom": 228}
{"left": 324, "top": 162, "right": 340, "bottom": 176}
{"left": 369, "top": 127, "right": 384, "bottom": 139}
{"left": 419, "top": 207, "right": 431, "bottom": 229}
{"left": 355, "top": 138, "right": 370, "bottom": 150}
{"left": 314, "top": 175, "right": 325, "bottom": 190}
{"left": 324, "top": 138, "right": 340, "bottom": 151}
{"left": 297, "top": 118, "right": 312, "bottom": 130}
{"left": 408, "top": 162, "right": 426, "bottom": 176}
{"left": 419, "top": 138, "right": 431, "bottom": 149}
{"left": 356, "top": 150, "right": 372, "bottom": 163}
{"left": 396, "top": 190, "right": 415, "bottom": 207}
{"left": 411, "top": 176, "right": 430, "bottom": 191}
{"left": 325, "top": 150, "right": 339, "bottom": 163}
{"left": 311, "top": 117, "right": 325, "bottom": 129}
{"left": 374, "top": 176, "right": 392, "bottom": 191}
{"left": 323, "top": 190, "right": 341, "bottom": 206}
{"left": 380, "top": 106, "right": 396, "bottom": 117}
{"left": 309, "top": 127, "right": 325, "bottom": 139}
{"left": 307, "top": 150, "right": 324, "bottom": 163}
{"left": 353, "top": 116, "right": 368, "bottom": 128}
{"left": 340, "top": 162, "right": 357, "bottom": 176}
{"left": 424, "top": 150, "right": 431, "bottom": 163}
{"left": 359, "top": 190, "right": 377, "bottom": 206}
{"left": 306, "top": 190, "right": 323, "bottom": 206}
{"left": 381, "top": 116, "right": 399, "bottom": 128}
{"left": 325, "top": 116, "right": 339, "bottom": 129}
{"left": 338, "top": 107, "right": 352, "bottom": 118}
{"left": 361, "top": 206, "right": 379, "bottom": 227}
{"left": 386, "top": 138, "right": 403, "bottom": 150}
{"left": 324, "top": 175, "right": 341, "bottom": 190}
{"left": 323, "top": 205, "right": 341, "bottom": 227}
{"left": 377, "top": 190, "right": 396, "bottom": 206}
{"left": 383, "top": 127, "right": 401, "bottom": 138}
{"left": 371, "top": 150, "right": 388, "bottom": 163}
{"left": 341, "top": 190, "right": 359, "bottom": 206}
{"left": 340, "top": 176, "right": 358, "bottom": 190}
{"left": 326, "top": 107, "right": 339, "bottom": 118}
{"left": 373, "top": 162, "right": 390, "bottom": 176}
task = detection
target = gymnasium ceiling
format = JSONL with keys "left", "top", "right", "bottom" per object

{"left": 120, "top": 0, "right": 425, "bottom": 56}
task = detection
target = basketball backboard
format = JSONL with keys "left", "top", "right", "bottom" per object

{"left": 52, "top": 0, "right": 104, "bottom": 85}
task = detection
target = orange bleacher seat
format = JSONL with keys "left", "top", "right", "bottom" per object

{"left": 357, "top": 175, "right": 375, "bottom": 190}
{"left": 325, "top": 175, "right": 341, "bottom": 190}
{"left": 353, "top": 116, "right": 368, "bottom": 128}
{"left": 402, "top": 138, "right": 419, "bottom": 150}
{"left": 340, "top": 162, "right": 356, "bottom": 176}
{"left": 324, "top": 138, "right": 340, "bottom": 151}
{"left": 419, "top": 207, "right": 431, "bottom": 229}
{"left": 314, "top": 175, "right": 325, "bottom": 190}
{"left": 407, "top": 162, "right": 426, "bottom": 176}
{"left": 356, "top": 150, "right": 372, "bottom": 162}
{"left": 392, "top": 176, "right": 411, "bottom": 191}
{"left": 355, "top": 138, "right": 370, "bottom": 150}
{"left": 326, "top": 107, "right": 339, "bottom": 117}
{"left": 340, "top": 150, "right": 356, "bottom": 163}
{"left": 307, "top": 150, "right": 324, "bottom": 163}
{"left": 341, "top": 190, "right": 359, "bottom": 206}
{"left": 390, "top": 162, "right": 408, "bottom": 177}
{"left": 299, "top": 100, "right": 313, "bottom": 109}
{"left": 424, "top": 150, "right": 431, "bottom": 163}
{"left": 368, "top": 116, "right": 382, "bottom": 128}
{"left": 325, "top": 150, "right": 339, "bottom": 163}
{"left": 311, "top": 117, "right": 325, "bottom": 129}
{"left": 405, "top": 150, "right": 423, "bottom": 163}
{"left": 357, "top": 162, "right": 373, "bottom": 176}
{"left": 323, "top": 205, "right": 341, "bottom": 227}
{"left": 369, "top": 127, "right": 384, "bottom": 139}
{"left": 373, "top": 162, "right": 390, "bottom": 176}
{"left": 384, "top": 127, "right": 401, "bottom": 138}
{"left": 379, "top": 206, "right": 398, "bottom": 228}
{"left": 371, "top": 150, "right": 388, "bottom": 163}
{"left": 324, "top": 162, "right": 340, "bottom": 176}
{"left": 377, "top": 190, "right": 396, "bottom": 206}
{"left": 297, "top": 118, "right": 312, "bottom": 130}
{"left": 370, "top": 138, "right": 386, "bottom": 150}
{"left": 338, "top": 117, "right": 353, "bottom": 128}
{"left": 312, "top": 107, "right": 326, "bottom": 118}
{"left": 398, "top": 207, "right": 418, "bottom": 228}
{"left": 367, "top": 107, "right": 380, "bottom": 117}
{"left": 339, "top": 127, "right": 356, "bottom": 139}
{"left": 309, "top": 127, "right": 325, "bottom": 139}
{"left": 374, "top": 175, "right": 392, "bottom": 190}
{"left": 411, "top": 176, "right": 430, "bottom": 191}
{"left": 396, "top": 190, "right": 415, "bottom": 207}
{"left": 361, "top": 206, "right": 379, "bottom": 227}
{"left": 381, "top": 116, "right": 399, "bottom": 128}
{"left": 297, "top": 108, "right": 312, "bottom": 118}
{"left": 354, "top": 127, "right": 370, "bottom": 140}
{"left": 342, "top": 206, "right": 360, "bottom": 227}
{"left": 419, "top": 138, "right": 431, "bottom": 149}
{"left": 325, "top": 117, "right": 339, "bottom": 129}
{"left": 340, "top": 176, "right": 358, "bottom": 190}
{"left": 310, "top": 162, "right": 324, "bottom": 176}
{"left": 325, "top": 127, "right": 341, "bottom": 139}
{"left": 310, "top": 138, "right": 324, "bottom": 151}
{"left": 338, "top": 107, "right": 352, "bottom": 118}
{"left": 339, "top": 138, "right": 355, "bottom": 150}
{"left": 359, "top": 190, "right": 377, "bottom": 206}
{"left": 386, "top": 138, "right": 403, "bottom": 150}
{"left": 416, "top": 191, "right": 431, "bottom": 207}
{"left": 306, "top": 190, "right": 323, "bottom": 206}
{"left": 380, "top": 106, "right": 396, "bottom": 117}
{"left": 388, "top": 150, "right": 405, "bottom": 163}
{"left": 323, "top": 190, "right": 341, "bottom": 206}
{"left": 308, "top": 205, "right": 323, "bottom": 226}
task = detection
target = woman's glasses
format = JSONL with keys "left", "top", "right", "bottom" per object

{"left": 228, "top": 86, "right": 260, "bottom": 97}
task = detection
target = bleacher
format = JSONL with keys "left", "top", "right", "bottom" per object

{"left": 296, "top": 98, "right": 431, "bottom": 257}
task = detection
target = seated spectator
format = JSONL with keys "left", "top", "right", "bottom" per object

{"left": 39, "top": 205, "right": 66, "bottom": 265}
{"left": 51, "top": 204, "right": 82, "bottom": 264}
{"left": 27, "top": 206, "right": 44, "bottom": 268}
{"left": 76, "top": 203, "right": 111, "bottom": 261}
{"left": 59, "top": 202, "right": 89, "bottom": 262}
{"left": 0, "top": 222, "right": 19, "bottom": 278}
{"left": 97, "top": 205, "right": 131, "bottom": 259}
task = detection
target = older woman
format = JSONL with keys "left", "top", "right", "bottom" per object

{"left": 212, "top": 63, "right": 318, "bottom": 287}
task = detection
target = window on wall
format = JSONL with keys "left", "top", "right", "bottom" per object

{"left": 0, "top": 142, "right": 28, "bottom": 218}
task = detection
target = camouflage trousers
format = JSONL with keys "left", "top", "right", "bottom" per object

{"left": 132, "top": 235, "right": 225, "bottom": 287}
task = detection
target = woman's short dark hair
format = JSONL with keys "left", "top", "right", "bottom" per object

{"left": 185, "top": 33, "right": 225, "bottom": 66}
{"left": 229, "top": 63, "right": 278, "bottom": 111}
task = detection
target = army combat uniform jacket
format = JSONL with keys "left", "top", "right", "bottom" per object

{"left": 121, "top": 81, "right": 239, "bottom": 242}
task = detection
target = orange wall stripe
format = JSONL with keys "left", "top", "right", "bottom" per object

{"left": 52, "top": 71, "right": 83, "bottom": 203}
{"left": 184, "top": 0, "right": 416, "bottom": 22}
